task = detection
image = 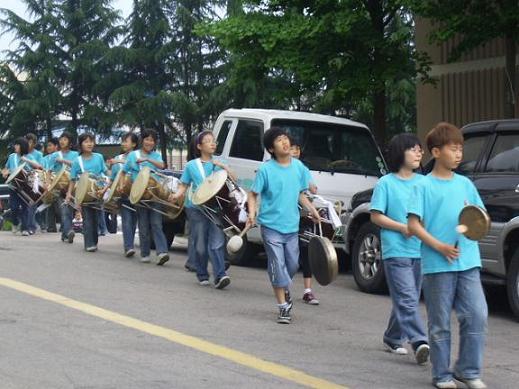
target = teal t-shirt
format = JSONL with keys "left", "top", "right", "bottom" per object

{"left": 123, "top": 150, "right": 163, "bottom": 182}
{"left": 180, "top": 158, "right": 222, "bottom": 208}
{"left": 25, "top": 149, "right": 44, "bottom": 170}
{"left": 70, "top": 153, "right": 107, "bottom": 181}
{"left": 110, "top": 153, "right": 128, "bottom": 180}
{"left": 5, "top": 153, "right": 21, "bottom": 172}
{"left": 251, "top": 158, "right": 308, "bottom": 234}
{"left": 48, "top": 150, "right": 79, "bottom": 172}
{"left": 370, "top": 173, "right": 423, "bottom": 260}
{"left": 43, "top": 154, "right": 54, "bottom": 170}
{"left": 407, "top": 173, "right": 485, "bottom": 274}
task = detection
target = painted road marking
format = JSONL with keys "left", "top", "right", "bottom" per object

{"left": 0, "top": 277, "right": 348, "bottom": 389}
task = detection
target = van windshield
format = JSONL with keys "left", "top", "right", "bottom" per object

{"left": 271, "top": 119, "right": 386, "bottom": 177}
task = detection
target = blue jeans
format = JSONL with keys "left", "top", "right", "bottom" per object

{"left": 383, "top": 258, "right": 428, "bottom": 346}
{"left": 9, "top": 189, "right": 28, "bottom": 230}
{"left": 136, "top": 205, "right": 168, "bottom": 257}
{"left": 184, "top": 211, "right": 197, "bottom": 269}
{"left": 59, "top": 199, "right": 74, "bottom": 239}
{"left": 27, "top": 205, "right": 38, "bottom": 232}
{"left": 423, "top": 268, "right": 487, "bottom": 383}
{"left": 82, "top": 206, "right": 98, "bottom": 249}
{"left": 261, "top": 226, "right": 299, "bottom": 288}
{"left": 186, "top": 207, "right": 226, "bottom": 282}
{"left": 120, "top": 199, "right": 137, "bottom": 251}
{"left": 97, "top": 209, "right": 107, "bottom": 235}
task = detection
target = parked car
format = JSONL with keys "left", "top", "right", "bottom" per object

{"left": 211, "top": 108, "right": 387, "bottom": 265}
{"left": 343, "top": 119, "right": 519, "bottom": 320}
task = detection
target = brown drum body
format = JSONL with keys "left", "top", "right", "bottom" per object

{"left": 41, "top": 169, "right": 70, "bottom": 204}
{"left": 205, "top": 180, "right": 248, "bottom": 232}
{"left": 104, "top": 170, "right": 132, "bottom": 212}
{"left": 6, "top": 165, "right": 47, "bottom": 205}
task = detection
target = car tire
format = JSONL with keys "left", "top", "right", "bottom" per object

{"left": 352, "top": 222, "right": 387, "bottom": 293}
{"left": 226, "top": 234, "right": 259, "bottom": 266}
{"left": 506, "top": 248, "right": 519, "bottom": 321}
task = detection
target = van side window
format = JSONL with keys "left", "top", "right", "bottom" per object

{"left": 215, "top": 120, "right": 232, "bottom": 155}
{"left": 230, "top": 120, "right": 264, "bottom": 161}
{"left": 485, "top": 133, "right": 519, "bottom": 173}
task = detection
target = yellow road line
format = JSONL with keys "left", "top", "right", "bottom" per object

{"left": 0, "top": 277, "right": 347, "bottom": 389}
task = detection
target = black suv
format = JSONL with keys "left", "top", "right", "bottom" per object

{"left": 343, "top": 119, "right": 519, "bottom": 320}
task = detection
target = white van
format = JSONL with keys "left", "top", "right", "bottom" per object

{"left": 212, "top": 109, "right": 386, "bottom": 264}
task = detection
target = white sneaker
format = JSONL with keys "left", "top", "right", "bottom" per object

{"left": 11, "top": 224, "right": 20, "bottom": 234}
{"left": 454, "top": 377, "right": 486, "bottom": 389}
{"left": 157, "top": 253, "right": 169, "bottom": 266}
{"left": 435, "top": 380, "right": 457, "bottom": 389}
{"left": 125, "top": 248, "right": 136, "bottom": 258}
{"left": 140, "top": 256, "right": 151, "bottom": 263}
{"left": 415, "top": 343, "right": 430, "bottom": 365}
{"left": 21, "top": 230, "right": 30, "bottom": 236}
{"left": 86, "top": 246, "right": 97, "bottom": 252}
{"left": 383, "top": 341, "right": 408, "bottom": 355}
{"left": 199, "top": 280, "right": 210, "bottom": 286}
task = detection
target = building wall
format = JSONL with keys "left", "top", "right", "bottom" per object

{"left": 416, "top": 18, "right": 519, "bottom": 140}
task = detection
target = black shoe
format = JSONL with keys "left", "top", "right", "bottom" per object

{"left": 215, "top": 275, "right": 231, "bottom": 290}
{"left": 277, "top": 306, "right": 292, "bottom": 324}
{"left": 67, "top": 231, "right": 75, "bottom": 244}
{"left": 184, "top": 263, "right": 196, "bottom": 272}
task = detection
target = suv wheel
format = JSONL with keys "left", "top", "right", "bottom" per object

{"left": 507, "top": 248, "right": 519, "bottom": 321}
{"left": 352, "top": 222, "right": 386, "bottom": 293}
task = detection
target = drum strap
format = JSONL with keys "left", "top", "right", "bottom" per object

{"left": 195, "top": 158, "right": 206, "bottom": 179}
{"left": 78, "top": 156, "right": 85, "bottom": 174}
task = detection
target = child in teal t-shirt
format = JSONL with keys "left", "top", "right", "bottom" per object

{"left": 247, "top": 128, "right": 320, "bottom": 325}
{"left": 408, "top": 123, "right": 487, "bottom": 389}
{"left": 370, "top": 133, "right": 429, "bottom": 365}
{"left": 170, "top": 130, "right": 232, "bottom": 289}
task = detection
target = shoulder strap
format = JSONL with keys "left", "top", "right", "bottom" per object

{"left": 195, "top": 158, "right": 206, "bottom": 179}
{"left": 78, "top": 156, "right": 84, "bottom": 173}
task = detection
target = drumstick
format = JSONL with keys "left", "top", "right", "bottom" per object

{"left": 226, "top": 224, "right": 253, "bottom": 254}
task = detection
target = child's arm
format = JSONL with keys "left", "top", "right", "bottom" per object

{"left": 408, "top": 214, "right": 459, "bottom": 262}
{"left": 168, "top": 183, "right": 187, "bottom": 203}
{"left": 371, "top": 212, "right": 411, "bottom": 238}
{"left": 299, "top": 193, "right": 321, "bottom": 223}
{"left": 246, "top": 191, "right": 258, "bottom": 228}
{"left": 138, "top": 155, "right": 165, "bottom": 170}
{"left": 213, "top": 160, "right": 237, "bottom": 181}
{"left": 66, "top": 181, "right": 75, "bottom": 203}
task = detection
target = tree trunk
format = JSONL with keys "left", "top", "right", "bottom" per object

{"left": 372, "top": 88, "right": 386, "bottom": 145}
{"left": 157, "top": 122, "right": 168, "bottom": 165}
{"left": 504, "top": 35, "right": 517, "bottom": 118}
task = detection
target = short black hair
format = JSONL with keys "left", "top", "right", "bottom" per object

{"left": 25, "top": 133, "right": 37, "bottom": 143}
{"left": 77, "top": 133, "right": 95, "bottom": 154}
{"left": 122, "top": 132, "right": 139, "bottom": 148}
{"left": 14, "top": 137, "right": 29, "bottom": 155}
{"left": 263, "top": 127, "right": 288, "bottom": 158}
{"left": 59, "top": 131, "right": 75, "bottom": 147}
{"left": 48, "top": 137, "right": 59, "bottom": 147}
{"left": 140, "top": 128, "right": 158, "bottom": 144}
{"left": 386, "top": 133, "right": 422, "bottom": 172}
{"left": 288, "top": 135, "right": 301, "bottom": 147}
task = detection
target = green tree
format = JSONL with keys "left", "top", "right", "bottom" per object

{"left": 0, "top": 0, "right": 64, "bottom": 139}
{"left": 205, "top": 0, "right": 431, "bottom": 143}
{"left": 168, "top": 0, "right": 229, "bottom": 145}
{"left": 109, "top": 0, "right": 174, "bottom": 159}
{"left": 413, "top": 0, "right": 519, "bottom": 118}
{"left": 57, "top": 0, "right": 123, "bottom": 133}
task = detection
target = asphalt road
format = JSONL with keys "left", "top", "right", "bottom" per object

{"left": 0, "top": 231, "right": 518, "bottom": 389}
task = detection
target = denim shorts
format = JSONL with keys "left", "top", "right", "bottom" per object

{"left": 261, "top": 226, "right": 300, "bottom": 288}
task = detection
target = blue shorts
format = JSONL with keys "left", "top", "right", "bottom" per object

{"left": 261, "top": 226, "right": 300, "bottom": 288}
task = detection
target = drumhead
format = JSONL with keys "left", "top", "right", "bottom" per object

{"left": 47, "top": 169, "right": 67, "bottom": 193}
{"left": 105, "top": 169, "right": 123, "bottom": 204}
{"left": 6, "top": 163, "right": 26, "bottom": 184}
{"left": 192, "top": 170, "right": 228, "bottom": 206}
{"left": 308, "top": 236, "right": 338, "bottom": 286}
{"left": 459, "top": 205, "right": 491, "bottom": 241}
{"left": 75, "top": 173, "right": 93, "bottom": 204}
{"left": 129, "top": 167, "right": 150, "bottom": 204}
